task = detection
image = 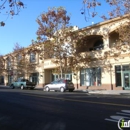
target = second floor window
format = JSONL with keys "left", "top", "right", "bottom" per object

{"left": 7, "top": 58, "right": 11, "bottom": 68}
{"left": 17, "top": 54, "right": 22, "bottom": 63}
{"left": 30, "top": 53, "right": 36, "bottom": 63}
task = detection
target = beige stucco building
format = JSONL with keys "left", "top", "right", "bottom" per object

{"left": 1, "top": 15, "right": 130, "bottom": 91}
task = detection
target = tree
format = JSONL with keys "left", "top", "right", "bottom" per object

{"left": 80, "top": 0, "right": 130, "bottom": 67}
{"left": 0, "top": 0, "right": 24, "bottom": 26}
{"left": 9, "top": 43, "right": 36, "bottom": 81}
{"left": 0, "top": 55, "right": 5, "bottom": 75}
{"left": 36, "top": 7, "right": 78, "bottom": 79}
{"left": 13, "top": 42, "right": 24, "bottom": 52}
{"left": 0, "top": 55, "right": 5, "bottom": 84}
{"left": 80, "top": 0, "right": 130, "bottom": 59}
{"left": 81, "top": 0, "right": 130, "bottom": 21}
{"left": 15, "top": 53, "right": 36, "bottom": 80}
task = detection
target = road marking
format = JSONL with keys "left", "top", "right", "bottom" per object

{"left": 105, "top": 118, "right": 118, "bottom": 123}
{"left": 105, "top": 110, "right": 130, "bottom": 123}
{"left": 23, "top": 93, "right": 130, "bottom": 107}
{"left": 122, "top": 110, "right": 130, "bottom": 113}
{"left": 116, "top": 112, "right": 130, "bottom": 116}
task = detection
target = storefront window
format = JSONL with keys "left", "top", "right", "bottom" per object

{"left": 80, "top": 67, "right": 101, "bottom": 86}
{"left": 115, "top": 65, "right": 130, "bottom": 88}
{"left": 122, "top": 65, "right": 130, "bottom": 71}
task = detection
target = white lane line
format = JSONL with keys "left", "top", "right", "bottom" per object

{"left": 105, "top": 118, "right": 118, "bottom": 123}
{"left": 121, "top": 110, "right": 130, "bottom": 113}
{"left": 110, "top": 115, "right": 129, "bottom": 120}
{"left": 105, "top": 110, "right": 130, "bottom": 123}
{"left": 116, "top": 112, "right": 130, "bottom": 116}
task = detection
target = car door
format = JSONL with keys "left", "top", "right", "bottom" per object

{"left": 49, "top": 81, "right": 56, "bottom": 90}
{"left": 50, "top": 80, "right": 59, "bottom": 90}
{"left": 16, "top": 78, "right": 22, "bottom": 88}
{"left": 14, "top": 79, "right": 20, "bottom": 88}
{"left": 54, "top": 80, "right": 61, "bottom": 90}
{"left": 13, "top": 81, "right": 17, "bottom": 87}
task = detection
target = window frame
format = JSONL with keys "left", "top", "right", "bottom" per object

{"left": 30, "top": 52, "right": 36, "bottom": 63}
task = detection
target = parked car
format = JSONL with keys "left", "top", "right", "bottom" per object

{"left": 10, "top": 79, "right": 36, "bottom": 90}
{"left": 43, "top": 79, "right": 75, "bottom": 92}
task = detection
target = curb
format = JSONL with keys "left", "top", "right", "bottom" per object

{"left": 1, "top": 86, "right": 130, "bottom": 96}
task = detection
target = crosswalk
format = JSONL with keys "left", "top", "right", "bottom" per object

{"left": 105, "top": 110, "right": 130, "bottom": 123}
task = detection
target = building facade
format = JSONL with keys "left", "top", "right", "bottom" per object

{"left": 2, "top": 15, "right": 130, "bottom": 90}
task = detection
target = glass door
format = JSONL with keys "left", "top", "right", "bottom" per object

{"left": 123, "top": 72, "right": 130, "bottom": 90}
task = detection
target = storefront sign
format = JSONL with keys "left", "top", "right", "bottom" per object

{"left": 44, "top": 60, "right": 58, "bottom": 69}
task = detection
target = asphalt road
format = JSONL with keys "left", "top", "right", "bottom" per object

{"left": 0, "top": 87, "right": 130, "bottom": 130}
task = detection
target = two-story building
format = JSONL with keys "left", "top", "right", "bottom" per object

{"left": 2, "top": 45, "right": 44, "bottom": 86}
{"left": 2, "top": 15, "right": 130, "bottom": 91}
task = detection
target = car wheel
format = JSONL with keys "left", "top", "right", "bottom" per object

{"left": 21, "top": 85, "right": 24, "bottom": 90}
{"left": 43, "top": 87, "right": 46, "bottom": 91}
{"left": 60, "top": 87, "right": 64, "bottom": 92}
{"left": 46, "top": 87, "right": 50, "bottom": 92}
{"left": 10, "top": 84, "right": 14, "bottom": 89}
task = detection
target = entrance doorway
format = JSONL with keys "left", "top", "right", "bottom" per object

{"left": 115, "top": 65, "right": 130, "bottom": 90}
{"left": 30, "top": 73, "right": 39, "bottom": 85}
{"left": 123, "top": 71, "right": 130, "bottom": 90}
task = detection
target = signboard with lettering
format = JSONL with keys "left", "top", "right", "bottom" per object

{"left": 44, "top": 60, "right": 58, "bottom": 69}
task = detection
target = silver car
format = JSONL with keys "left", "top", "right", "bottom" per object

{"left": 44, "top": 79, "right": 75, "bottom": 92}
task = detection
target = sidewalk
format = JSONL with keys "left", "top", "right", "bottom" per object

{"left": 74, "top": 89, "right": 130, "bottom": 95}
{"left": 1, "top": 85, "right": 130, "bottom": 96}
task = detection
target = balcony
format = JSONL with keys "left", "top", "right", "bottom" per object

{"left": 80, "top": 49, "right": 106, "bottom": 60}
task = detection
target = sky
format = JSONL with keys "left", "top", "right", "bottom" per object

{"left": 0, "top": 0, "right": 108, "bottom": 55}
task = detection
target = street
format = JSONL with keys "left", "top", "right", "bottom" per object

{"left": 0, "top": 87, "right": 130, "bottom": 130}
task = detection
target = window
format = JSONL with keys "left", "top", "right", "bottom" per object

{"left": 122, "top": 65, "right": 130, "bottom": 71}
{"left": 7, "top": 57, "right": 11, "bottom": 69}
{"left": 115, "top": 65, "right": 130, "bottom": 87}
{"left": 30, "top": 53, "right": 36, "bottom": 63}
{"left": 51, "top": 80, "right": 59, "bottom": 84}
{"left": 80, "top": 67, "right": 101, "bottom": 86}
{"left": 17, "top": 54, "right": 22, "bottom": 63}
